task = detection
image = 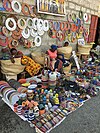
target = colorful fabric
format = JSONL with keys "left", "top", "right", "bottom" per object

{"left": 21, "top": 56, "right": 41, "bottom": 76}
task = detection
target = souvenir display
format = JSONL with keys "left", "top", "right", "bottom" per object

{"left": 0, "top": 2, "right": 50, "bottom": 49}
{"left": 0, "top": 57, "right": 100, "bottom": 132}
{"left": 0, "top": 0, "right": 99, "bottom": 133}
{"left": 0, "top": 56, "right": 100, "bottom": 132}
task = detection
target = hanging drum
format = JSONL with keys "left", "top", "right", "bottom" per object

{"left": 37, "top": 19, "right": 43, "bottom": 31}
{"left": 22, "top": 27, "right": 30, "bottom": 39}
{"left": 31, "top": 29, "right": 37, "bottom": 38}
{"left": 68, "top": 13, "right": 73, "bottom": 22}
{"left": 17, "top": 18, "right": 26, "bottom": 30}
{"left": 79, "top": 11, "right": 83, "bottom": 19}
{"left": 26, "top": 18, "right": 33, "bottom": 29}
{"left": 33, "top": 18, "right": 38, "bottom": 30}
{"left": 53, "top": 21, "right": 60, "bottom": 31}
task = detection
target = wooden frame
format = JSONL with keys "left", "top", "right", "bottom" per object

{"left": 37, "top": 0, "right": 65, "bottom": 16}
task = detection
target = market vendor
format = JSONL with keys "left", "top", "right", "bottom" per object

{"left": 63, "top": 41, "right": 69, "bottom": 47}
{"left": 46, "top": 44, "right": 63, "bottom": 72}
{"left": 0, "top": 47, "right": 23, "bottom": 63}
{"left": 10, "top": 48, "right": 23, "bottom": 63}
{"left": 46, "top": 44, "right": 58, "bottom": 70}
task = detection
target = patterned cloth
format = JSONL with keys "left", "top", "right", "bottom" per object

{"left": 21, "top": 56, "right": 41, "bottom": 76}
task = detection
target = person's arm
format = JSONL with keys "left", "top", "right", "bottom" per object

{"left": 15, "top": 51, "right": 23, "bottom": 58}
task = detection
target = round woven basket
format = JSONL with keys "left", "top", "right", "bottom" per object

{"left": 57, "top": 46, "right": 72, "bottom": 59}
{"left": 78, "top": 44, "right": 92, "bottom": 54}
{"left": 1, "top": 58, "right": 25, "bottom": 76}
{"left": 31, "top": 52, "right": 45, "bottom": 65}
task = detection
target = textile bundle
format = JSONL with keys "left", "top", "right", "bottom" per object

{"left": 21, "top": 56, "right": 41, "bottom": 76}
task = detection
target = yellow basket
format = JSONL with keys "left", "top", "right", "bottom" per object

{"left": 0, "top": 58, "right": 25, "bottom": 76}
{"left": 78, "top": 44, "right": 92, "bottom": 54}
{"left": 31, "top": 52, "right": 45, "bottom": 65}
{"left": 57, "top": 46, "right": 72, "bottom": 59}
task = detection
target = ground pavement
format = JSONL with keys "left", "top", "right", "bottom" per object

{"left": 0, "top": 92, "right": 100, "bottom": 133}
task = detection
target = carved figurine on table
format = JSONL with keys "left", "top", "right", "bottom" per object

{"left": 53, "top": 93, "right": 60, "bottom": 106}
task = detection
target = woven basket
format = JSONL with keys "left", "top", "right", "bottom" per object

{"left": 1, "top": 58, "right": 25, "bottom": 76}
{"left": 63, "top": 64, "right": 71, "bottom": 74}
{"left": 31, "top": 52, "right": 45, "bottom": 65}
{"left": 78, "top": 44, "right": 92, "bottom": 54}
{"left": 57, "top": 46, "right": 72, "bottom": 59}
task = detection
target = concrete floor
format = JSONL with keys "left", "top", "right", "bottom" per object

{"left": 0, "top": 92, "right": 100, "bottom": 133}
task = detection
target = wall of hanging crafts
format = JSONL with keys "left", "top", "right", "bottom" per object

{"left": 66, "top": 12, "right": 90, "bottom": 43}
{"left": 48, "top": 20, "right": 67, "bottom": 42}
{"left": 0, "top": 0, "right": 50, "bottom": 49}
{"left": 47, "top": 11, "right": 90, "bottom": 44}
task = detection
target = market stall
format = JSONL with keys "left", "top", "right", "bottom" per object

{"left": 0, "top": 0, "right": 100, "bottom": 133}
